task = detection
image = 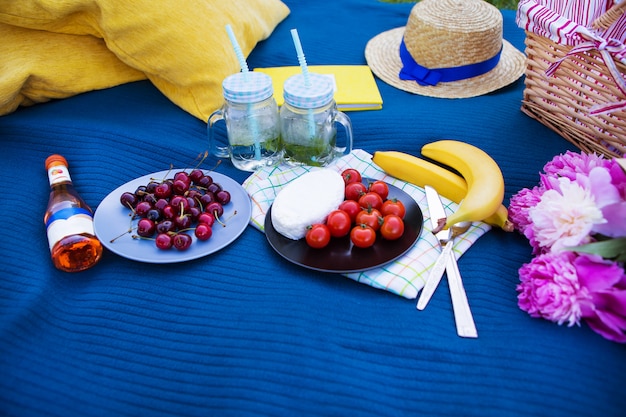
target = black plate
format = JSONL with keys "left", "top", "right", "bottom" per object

{"left": 264, "top": 182, "right": 423, "bottom": 273}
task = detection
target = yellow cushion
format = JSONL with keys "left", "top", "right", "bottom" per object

{"left": 0, "top": 23, "right": 146, "bottom": 116}
{"left": 0, "top": 0, "right": 290, "bottom": 120}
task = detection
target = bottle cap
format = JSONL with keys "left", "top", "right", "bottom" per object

{"left": 283, "top": 73, "right": 334, "bottom": 109}
{"left": 45, "top": 154, "right": 68, "bottom": 169}
{"left": 222, "top": 72, "right": 274, "bottom": 104}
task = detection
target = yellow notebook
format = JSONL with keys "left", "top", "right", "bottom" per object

{"left": 254, "top": 65, "right": 383, "bottom": 111}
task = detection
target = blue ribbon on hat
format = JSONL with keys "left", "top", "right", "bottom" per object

{"left": 399, "top": 38, "right": 503, "bottom": 86}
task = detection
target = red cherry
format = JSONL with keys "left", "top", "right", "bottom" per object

{"left": 216, "top": 190, "right": 231, "bottom": 205}
{"left": 155, "top": 233, "right": 173, "bottom": 250}
{"left": 189, "top": 169, "right": 204, "bottom": 184}
{"left": 195, "top": 223, "right": 213, "bottom": 241}
{"left": 173, "top": 171, "right": 191, "bottom": 185}
{"left": 172, "top": 233, "right": 192, "bottom": 250}
{"left": 197, "top": 212, "right": 215, "bottom": 227}
{"left": 206, "top": 202, "right": 224, "bottom": 218}
{"left": 173, "top": 179, "right": 190, "bottom": 195}
{"left": 162, "top": 205, "right": 176, "bottom": 220}
{"left": 197, "top": 175, "right": 213, "bottom": 188}
{"left": 174, "top": 214, "right": 192, "bottom": 229}
{"left": 136, "top": 218, "right": 156, "bottom": 237}
{"left": 134, "top": 201, "right": 152, "bottom": 217}
{"left": 154, "top": 182, "right": 172, "bottom": 199}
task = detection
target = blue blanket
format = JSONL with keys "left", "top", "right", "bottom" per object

{"left": 1, "top": 0, "right": 624, "bottom": 416}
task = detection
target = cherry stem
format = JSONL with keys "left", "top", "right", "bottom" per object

{"left": 132, "top": 235, "right": 154, "bottom": 241}
{"left": 214, "top": 211, "right": 226, "bottom": 227}
{"left": 158, "top": 164, "right": 173, "bottom": 182}
{"left": 206, "top": 159, "right": 222, "bottom": 173}
{"left": 111, "top": 223, "right": 135, "bottom": 243}
{"left": 224, "top": 210, "right": 238, "bottom": 223}
{"left": 191, "top": 150, "right": 209, "bottom": 172}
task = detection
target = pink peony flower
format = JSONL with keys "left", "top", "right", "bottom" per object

{"left": 517, "top": 252, "right": 592, "bottom": 326}
{"left": 542, "top": 150, "right": 608, "bottom": 180}
{"left": 607, "top": 160, "right": 626, "bottom": 199}
{"left": 508, "top": 185, "right": 545, "bottom": 253}
{"left": 575, "top": 254, "right": 626, "bottom": 343}
{"left": 584, "top": 167, "right": 626, "bottom": 238}
{"left": 518, "top": 252, "right": 626, "bottom": 342}
{"left": 512, "top": 150, "right": 626, "bottom": 343}
{"left": 508, "top": 186, "right": 541, "bottom": 228}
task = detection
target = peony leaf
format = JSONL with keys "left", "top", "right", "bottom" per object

{"left": 572, "top": 238, "right": 626, "bottom": 262}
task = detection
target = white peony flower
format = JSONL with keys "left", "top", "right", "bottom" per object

{"left": 529, "top": 177, "right": 606, "bottom": 252}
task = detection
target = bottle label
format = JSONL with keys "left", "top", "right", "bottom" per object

{"left": 46, "top": 208, "right": 95, "bottom": 251}
{"left": 48, "top": 165, "right": 72, "bottom": 185}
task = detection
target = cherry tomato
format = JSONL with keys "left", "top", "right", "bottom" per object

{"left": 381, "top": 198, "right": 406, "bottom": 219}
{"left": 326, "top": 210, "right": 352, "bottom": 238}
{"left": 341, "top": 168, "right": 362, "bottom": 185}
{"left": 368, "top": 180, "right": 389, "bottom": 200}
{"left": 345, "top": 182, "right": 367, "bottom": 201}
{"left": 305, "top": 224, "right": 331, "bottom": 249}
{"left": 338, "top": 199, "right": 361, "bottom": 222}
{"left": 350, "top": 224, "right": 377, "bottom": 248}
{"left": 355, "top": 208, "right": 382, "bottom": 231}
{"left": 358, "top": 191, "right": 384, "bottom": 211}
{"left": 380, "top": 214, "right": 405, "bottom": 240}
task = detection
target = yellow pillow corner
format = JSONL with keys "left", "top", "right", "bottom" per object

{"left": 0, "top": 22, "right": 145, "bottom": 117}
{"left": 0, "top": 0, "right": 291, "bottom": 120}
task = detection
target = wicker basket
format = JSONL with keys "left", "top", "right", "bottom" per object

{"left": 520, "top": 2, "right": 626, "bottom": 158}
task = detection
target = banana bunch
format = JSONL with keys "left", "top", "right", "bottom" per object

{"left": 372, "top": 140, "right": 513, "bottom": 231}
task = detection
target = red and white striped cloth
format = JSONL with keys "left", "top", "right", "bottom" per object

{"left": 517, "top": 0, "right": 626, "bottom": 62}
{"left": 517, "top": 0, "right": 626, "bottom": 114}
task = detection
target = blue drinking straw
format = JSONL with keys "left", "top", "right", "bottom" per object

{"left": 226, "top": 24, "right": 261, "bottom": 161}
{"left": 290, "top": 29, "right": 316, "bottom": 139}
{"left": 226, "top": 25, "right": 249, "bottom": 78}
{"left": 291, "top": 29, "right": 311, "bottom": 87}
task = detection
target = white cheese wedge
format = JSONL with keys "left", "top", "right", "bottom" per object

{"left": 271, "top": 169, "right": 345, "bottom": 240}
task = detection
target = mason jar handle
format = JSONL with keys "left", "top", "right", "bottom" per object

{"left": 333, "top": 110, "right": 353, "bottom": 157}
{"left": 207, "top": 109, "right": 230, "bottom": 158}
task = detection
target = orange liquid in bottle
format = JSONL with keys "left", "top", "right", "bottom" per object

{"left": 45, "top": 155, "right": 103, "bottom": 272}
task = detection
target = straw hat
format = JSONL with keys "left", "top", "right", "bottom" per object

{"left": 365, "top": 0, "right": 526, "bottom": 98}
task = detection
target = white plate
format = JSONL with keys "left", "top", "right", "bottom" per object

{"left": 94, "top": 170, "right": 251, "bottom": 263}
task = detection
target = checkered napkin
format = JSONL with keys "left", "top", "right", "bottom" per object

{"left": 242, "top": 149, "right": 490, "bottom": 299}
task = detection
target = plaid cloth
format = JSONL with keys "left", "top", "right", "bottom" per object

{"left": 243, "top": 149, "right": 490, "bottom": 299}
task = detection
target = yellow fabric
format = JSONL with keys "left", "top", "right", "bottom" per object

{"left": 0, "top": 0, "right": 290, "bottom": 120}
{"left": 0, "top": 23, "right": 146, "bottom": 116}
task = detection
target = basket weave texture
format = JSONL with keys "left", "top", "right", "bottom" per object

{"left": 520, "top": 3, "right": 626, "bottom": 158}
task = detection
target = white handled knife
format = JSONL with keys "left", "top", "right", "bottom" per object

{"left": 417, "top": 186, "right": 477, "bottom": 338}
{"left": 416, "top": 185, "right": 452, "bottom": 310}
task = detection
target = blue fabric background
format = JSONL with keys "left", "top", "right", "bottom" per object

{"left": 1, "top": 0, "right": 624, "bottom": 416}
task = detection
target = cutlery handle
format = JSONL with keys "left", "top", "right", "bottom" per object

{"left": 416, "top": 241, "right": 452, "bottom": 310}
{"left": 446, "top": 252, "right": 478, "bottom": 338}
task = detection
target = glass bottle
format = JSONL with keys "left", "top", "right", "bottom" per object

{"left": 44, "top": 154, "right": 103, "bottom": 272}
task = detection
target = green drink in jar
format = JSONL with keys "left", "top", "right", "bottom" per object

{"left": 280, "top": 73, "right": 353, "bottom": 167}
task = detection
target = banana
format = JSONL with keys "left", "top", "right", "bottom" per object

{"left": 421, "top": 140, "right": 505, "bottom": 229}
{"left": 372, "top": 151, "right": 468, "bottom": 202}
{"left": 483, "top": 204, "right": 513, "bottom": 232}
{"left": 372, "top": 150, "right": 512, "bottom": 231}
